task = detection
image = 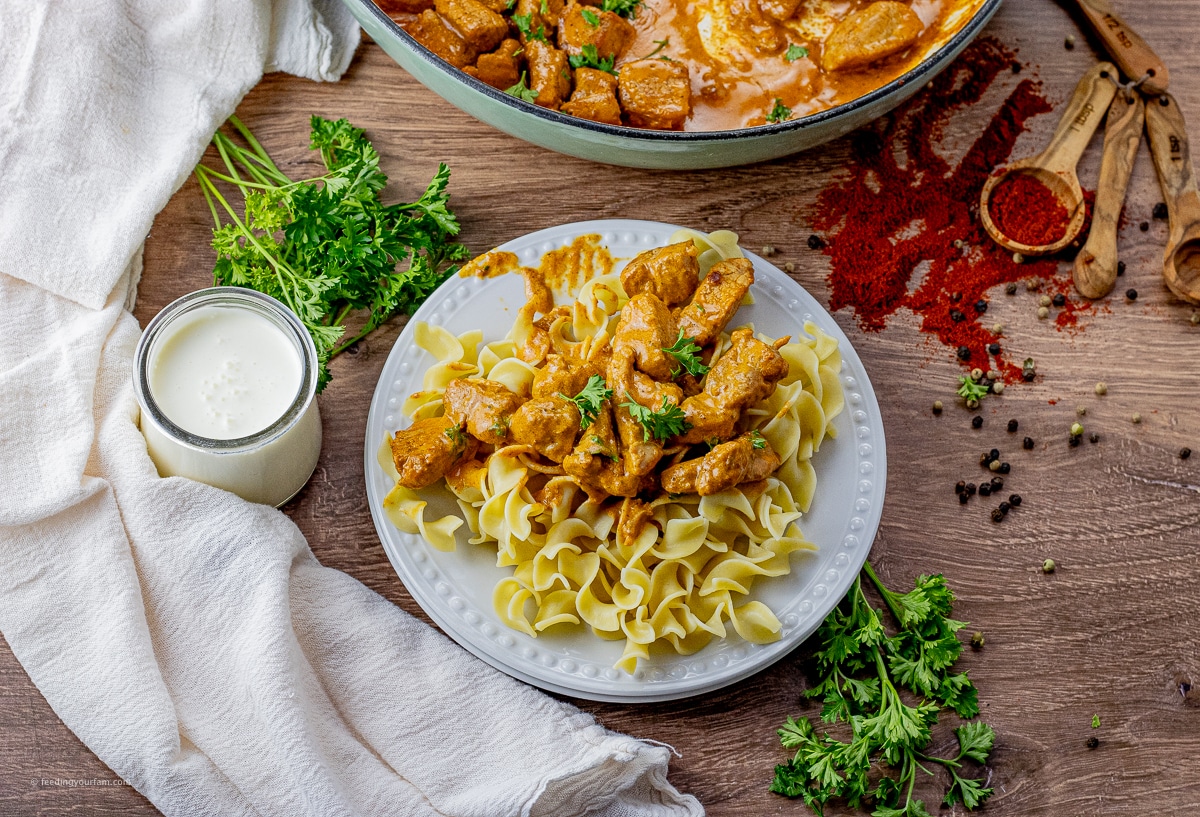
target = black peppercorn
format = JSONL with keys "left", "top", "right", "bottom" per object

{"left": 1023, "top": 436, "right": 1034, "bottom": 450}
{"left": 807, "top": 234, "right": 825, "bottom": 250}
{"left": 1012, "top": 62, "right": 1022, "bottom": 73}
{"left": 980, "top": 452, "right": 992, "bottom": 466}
{"left": 959, "top": 492, "right": 969, "bottom": 504}
{"left": 1007, "top": 419, "right": 1018, "bottom": 433}
{"left": 1182, "top": 447, "right": 1193, "bottom": 460}
{"left": 979, "top": 483, "right": 992, "bottom": 497}
{"left": 1139, "top": 221, "right": 1150, "bottom": 232}
{"left": 1052, "top": 293, "right": 1066, "bottom": 307}
{"left": 1153, "top": 202, "right": 1169, "bottom": 219}
{"left": 988, "top": 343, "right": 1001, "bottom": 355}
{"left": 998, "top": 462, "right": 1010, "bottom": 474}
{"left": 975, "top": 299, "right": 988, "bottom": 313}
{"left": 957, "top": 346, "right": 971, "bottom": 361}
{"left": 990, "top": 477, "right": 1004, "bottom": 491}
{"left": 1127, "top": 288, "right": 1138, "bottom": 300}
{"left": 965, "top": 482, "right": 977, "bottom": 496}
{"left": 998, "top": 501, "right": 1010, "bottom": 514}
{"left": 1005, "top": 282, "right": 1017, "bottom": 295}
{"left": 1022, "top": 369, "right": 1035, "bottom": 382}
{"left": 991, "top": 508, "right": 1004, "bottom": 522}
{"left": 1090, "top": 433, "right": 1100, "bottom": 444}
{"left": 950, "top": 309, "right": 965, "bottom": 322}
{"left": 956, "top": 480, "right": 966, "bottom": 494}
{"left": 972, "top": 416, "right": 983, "bottom": 429}
{"left": 1070, "top": 435, "right": 1081, "bottom": 447}
{"left": 1087, "top": 737, "right": 1100, "bottom": 749}
{"left": 989, "top": 448, "right": 1000, "bottom": 460}
{"left": 1009, "top": 493, "right": 1022, "bottom": 506}
{"left": 1117, "top": 261, "right": 1126, "bottom": 276}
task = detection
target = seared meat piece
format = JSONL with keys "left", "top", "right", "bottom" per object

{"left": 620, "top": 241, "right": 700, "bottom": 308}
{"left": 509, "top": 396, "right": 581, "bottom": 462}
{"left": 391, "top": 416, "right": 478, "bottom": 489}
{"left": 610, "top": 293, "right": 678, "bottom": 381}
{"left": 560, "top": 67, "right": 622, "bottom": 125}
{"left": 532, "top": 348, "right": 611, "bottom": 399}
{"left": 677, "top": 328, "right": 788, "bottom": 444}
{"left": 473, "top": 38, "right": 522, "bottom": 90}
{"left": 443, "top": 377, "right": 524, "bottom": 445}
{"left": 435, "top": 0, "right": 509, "bottom": 52}
{"left": 617, "top": 59, "right": 691, "bottom": 130}
{"left": 513, "top": 0, "right": 563, "bottom": 35}
{"left": 525, "top": 40, "right": 573, "bottom": 108}
{"left": 557, "top": 4, "right": 634, "bottom": 60}
{"left": 661, "top": 434, "right": 781, "bottom": 496}
{"left": 822, "top": 1, "right": 923, "bottom": 72}
{"left": 407, "top": 10, "right": 477, "bottom": 68}
{"left": 674, "top": 257, "right": 755, "bottom": 346}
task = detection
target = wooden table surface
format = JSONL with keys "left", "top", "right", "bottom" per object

{"left": 4, "top": 0, "right": 1199, "bottom": 814}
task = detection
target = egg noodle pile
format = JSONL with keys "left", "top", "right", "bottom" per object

{"left": 382, "top": 230, "right": 844, "bottom": 672}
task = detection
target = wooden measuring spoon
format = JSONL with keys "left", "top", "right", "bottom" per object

{"left": 980, "top": 62, "right": 1118, "bottom": 256}
{"left": 1145, "top": 93, "right": 1200, "bottom": 305}
{"left": 1073, "top": 91, "right": 1145, "bottom": 299}
{"left": 1075, "top": 0, "right": 1168, "bottom": 94}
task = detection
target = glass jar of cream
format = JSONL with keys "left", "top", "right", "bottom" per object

{"left": 133, "top": 287, "right": 321, "bottom": 507}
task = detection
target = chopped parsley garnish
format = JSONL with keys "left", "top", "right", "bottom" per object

{"left": 504, "top": 71, "right": 539, "bottom": 103}
{"left": 539, "top": 0, "right": 548, "bottom": 12}
{"left": 581, "top": 8, "right": 600, "bottom": 26}
{"left": 766, "top": 98, "right": 792, "bottom": 124}
{"left": 662, "top": 330, "right": 709, "bottom": 378}
{"left": 504, "top": 0, "right": 517, "bottom": 8}
{"left": 568, "top": 44, "right": 616, "bottom": 74}
{"left": 784, "top": 44, "right": 808, "bottom": 62}
{"left": 750, "top": 429, "right": 767, "bottom": 450}
{"left": 561, "top": 374, "right": 612, "bottom": 430}
{"left": 488, "top": 417, "right": 510, "bottom": 438}
{"left": 443, "top": 424, "right": 468, "bottom": 453}
{"left": 513, "top": 13, "right": 547, "bottom": 42}
{"left": 600, "top": 0, "right": 642, "bottom": 18}
{"left": 638, "top": 38, "right": 672, "bottom": 61}
{"left": 621, "top": 394, "right": 691, "bottom": 442}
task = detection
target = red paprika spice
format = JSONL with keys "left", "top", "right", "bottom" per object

{"left": 987, "top": 172, "right": 1070, "bottom": 247}
{"left": 811, "top": 38, "right": 1091, "bottom": 381}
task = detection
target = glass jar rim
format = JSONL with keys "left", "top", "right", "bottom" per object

{"left": 133, "top": 287, "right": 319, "bottom": 454}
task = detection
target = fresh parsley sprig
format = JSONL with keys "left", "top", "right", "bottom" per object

{"left": 600, "top": 0, "right": 642, "bottom": 18}
{"left": 505, "top": 71, "right": 539, "bottom": 102}
{"left": 621, "top": 393, "right": 691, "bottom": 441}
{"left": 785, "top": 44, "right": 809, "bottom": 62}
{"left": 957, "top": 375, "right": 989, "bottom": 402}
{"left": 569, "top": 44, "right": 616, "bottom": 74}
{"left": 662, "top": 330, "right": 709, "bottom": 378}
{"left": 561, "top": 375, "right": 613, "bottom": 430}
{"left": 766, "top": 98, "right": 793, "bottom": 124}
{"left": 771, "top": 563, "right": 994, "bottom": 816}
{"left": 195, "top": 115, "right": 468, "bottom": 390}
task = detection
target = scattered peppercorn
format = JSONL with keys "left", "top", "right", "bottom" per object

{"left": 971, "top": 368, "right": 984, "bottom": 381}
{"left": 761, "top": 245, "right": 776, "bottom": 257}
{"left": 992, "top": 382, "right": 1005, "bottom": 395}
{"left": 1182, "top": 447, "right": 1193, "bottom": 460}
{"left": 1025, "top": 278, "right": 1039, "bottom": 291}
{"left": 965, "top": 482, "right": 977, "bottom": 496}
{"left": 998, "top": 501, "right": 1010, "bottom": 514}
{"left": 959, "top": 492, "right": 969, "bottom": 504}
{"left": 1042, "top": 558, "right": 1056, "bottom": 573}
{"left": 1191, "top": 312, "right": 1200, "bottom": 326}
{"left": 1039, "top": 294, "right": 1052, "bottom": 307}
{"left": 1126, "top": 288, "right": 1138, "bottom": 300}
{"left": 1009, "top": 493, "right": 1022, "bottom": 506}
{"left": 992, "top": 322, "right": 1005, "bottom": 334}
{"left": 1023, "top": 436, "right": 1035, "bottom": 450}
{"left": 1095, "top": 381, "right": 1107, "bottom": 395}
{"left": 980, "top": 452, "right": 992, "bottom": 466}
{"left": 957, "top": 346, "right": 971, "bottom": 361}
{"left": 1005, "top": 282, "right": 1018, "bottom": 295}
{"left": 1008, "top": 419, "right": 1019, "bottom": 433}
{"left": 1064, "top": 35, "right": 1075, "bottom": 49}
{"left": 1089, "top": 433, "right": 1100, "bottom": 444}
{"left": 1052, "top": 293, "right": 1066, "bottom": 307}
{"left": 1153, "top": 202, "right": 1169, "bottom": 219}
{"left": 971, "top": 631, "right": 985, "bottom": 649}
{"left": 972, "top": 415, "right": 983, "bottom": 429}
{"left": 950, "top": 309, "right": 965, "bottom": 322}
{"left": 784, "top": 261, "right": 795, "bottom": 273}
{"left": 1013, "top": 252, "right": 1025, "bottom": 264}
{"left": 989, "top": 448, "right": 1000, "bottom": 460}
{"left": 988, "top": 460, "right": 1000, "bottom": 472}
{"left": 1076, "top": 405, "right": 1087, "bottom": 417}
{"left": 1139, "top": 221, "right": 1150, "bottom": 232}
{"left": 988, "top": 343, "right": 1001, "bottom": 355}
{"left": 1037, "top": 306, "right": 1050, "bottom": 320}
{"left": 1069, "top": 435, "right": 1081, "bottom": 447}
{"left": 1117, "top": 261, "right": 1126, "bottom": 276}
{"left": 998, "top": 462, "right": 1010, "bottom": 474}
{"left": 932, "top": 400, "right": 943, "bottom": 414}
{"left": 991, "top": 508, "right": 1004, "bottom": 523}
{"left": 807, "top": 234, "right": 825, "bottom": 250}
{"left": 975, "top": 299, "right": 988, "bottom": 313}
{"left": 990, "top": 476, "right": 1004, "bottom": 491}
{"left": 979, "top": 483, "right": 992, "bottom": 497}
{"left": 966, "top": 398, "right": 980, "bottom": 410}
{"left": 1087, "top": 737, "right": 1100, "bottom": 750}
{"left": 1132, "top": 413, "right": 1142, "bottom": 424}
{"left": 955, "top": 480, "right": 966, "bottom": 494}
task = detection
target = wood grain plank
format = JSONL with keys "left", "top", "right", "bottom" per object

{"left": 4, "top": 0, "right": 1200, "bottom": 814}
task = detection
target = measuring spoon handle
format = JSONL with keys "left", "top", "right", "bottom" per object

{"left": 1074, "top": 92, "right": 1144, "bottom": 299}
{"left": 1145, "top": 92, "right": 1200, "bottom": 304}
{"left": 1075, "top": 0, "right": 1169, "bottom": 94}
{"left": 1038, "top": 61, "right": 1118, "bottom": 176}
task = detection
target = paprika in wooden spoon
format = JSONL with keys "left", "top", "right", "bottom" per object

{"left": 980, "top": 61, "right": 1118, "bottom": 256}
{"left": 1145, "top": 92, "right": 1200, "bottom": 305}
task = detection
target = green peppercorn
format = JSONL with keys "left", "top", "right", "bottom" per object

{"left": 1095, "top": 381, "right": 1107, "bottom": 395}
{"left": 1042, "top": 558, "right": 1056, "bottom": 573}
{"left": 1071, "top": 422, "right": 1084, "bottom": 437}
{"left": 971, "top": 631, "right": 985, "bottom": 649}
{"left": 989, "top": 459, "right": 1001, "bottom": 472}
{"left": 932, "top": 400, "right": 943, "bottom": 414}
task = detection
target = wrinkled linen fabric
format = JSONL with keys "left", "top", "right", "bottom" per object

{"left": 0, "top": 2, "right": 704, "bottom": 816}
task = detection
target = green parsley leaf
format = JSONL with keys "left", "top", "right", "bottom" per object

{"left": 1092, "top": 713, "right": 1101, "bottom": 729}
{"left": 638, "top": 37, "right": 671, "bottom": 60}
{"left": 957, "top": 375, "right": 989, "bottom": 402}
{"left": 766, "top": 98, "right": 793, "bottom": 124}
{"left": 443, "top": 424, "right": 467, "bottom": 453}
{"left": 539, "top": 0, "right": 548, "bottom": 12}
{"left": 504, "top": 71, "right": 539, "bottom": 103}
{"left": 620, "top": 393, "right": 691, "bottom": 441}
{"left": 599, "top": 0, "right": 642, "bottom": 18}
{"left": 581, "top": 7, "right": 600, "bottom": 26}
{"left": 512, "top": 13, "right": 547, "bottom": 41}
{"left": 561, "top": 374, "right": 612, "bottom": 430}
{"left": 785, "top": 44, "right": 809, "bottom": 62}
{"left": 569, "top": 44, "right": 616, "bottom": 74}
{"left": 196, "top": 115, "right": 466, "bottom": 390}
{"left": 662, "top": 330, "right": 709, "bottom": 378}
{"left": 750, "top": 429, "right": 767, "bottom": 450}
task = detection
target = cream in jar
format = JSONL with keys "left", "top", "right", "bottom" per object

{"left": 134, "top": 288, "right": 321, "bottom": 507}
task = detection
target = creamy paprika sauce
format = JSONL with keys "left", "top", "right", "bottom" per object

{"left": 379, "top": 0, "right": 985, "bottom": 131}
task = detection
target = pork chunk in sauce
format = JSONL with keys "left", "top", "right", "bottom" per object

{"left": 678, "top": 327, "right": 789, "bottom": 445}
{"left": 443, "top": 377, "right": 525, "bottom": 446}
{"left": 674, "top": 257, "right": 755, "bottom": 347}
{"left": 661, "top": 434, "right": 781, "bottom": 496}
{"left": 509, "top": 396, "right": 581, "bottom": 462}
{"left": 391, "top": 416, "right": 478, "bottom": 489}
{"left": 620, "top": 241, "right": 700, "bottom": 308}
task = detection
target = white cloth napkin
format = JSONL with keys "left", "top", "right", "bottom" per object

{"left": 0, "top": 2, "right": 704, "bottom": 816}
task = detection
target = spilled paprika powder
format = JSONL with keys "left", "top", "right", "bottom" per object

{"left": 810, "top": 37, "right": 1091, "bottom": 382}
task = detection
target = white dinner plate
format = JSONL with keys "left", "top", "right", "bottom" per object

{"left": 363, "top": 219, "right": 886, "bottom": 702}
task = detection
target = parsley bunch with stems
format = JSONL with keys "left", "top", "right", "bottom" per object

{"left": 772, "top": 563, "right": 994, "bottom": 817}
{"left": 195, "top": 116, "right": 469, "bottom": 389}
